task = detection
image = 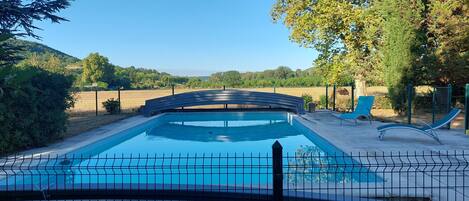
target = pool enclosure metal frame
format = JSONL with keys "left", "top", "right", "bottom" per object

{"left": 142, "top": 89, "right": 305, "bottom": 116}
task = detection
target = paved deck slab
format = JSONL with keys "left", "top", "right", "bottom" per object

{"left": 301, "top": 111, "right": 469, "bottom": 153}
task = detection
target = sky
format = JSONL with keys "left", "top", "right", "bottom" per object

{"left": 31, "top": 0, "right": 318, "bottom": 76}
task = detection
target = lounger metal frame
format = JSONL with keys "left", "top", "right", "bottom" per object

{"left": 378, "top": 120, "right": 441, "bottom": 144}
{"left": 340, "top": 114, "right": 373, "bottom": 125}
{"left": 378, "top": 108, "right": 461, "bottom": 144}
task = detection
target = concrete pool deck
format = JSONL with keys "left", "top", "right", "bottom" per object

{"left": 299, "top": 110, "right": 469, "bottom": 153}
{"left": 16, "top": 110, "right": 469, "bottom": 156}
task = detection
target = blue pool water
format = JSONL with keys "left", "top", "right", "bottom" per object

{"left": 80, "top": 112, "right": 316, "bottom": 155}
{"left": 1, "top": 112, "right": 382, "bottom": 190}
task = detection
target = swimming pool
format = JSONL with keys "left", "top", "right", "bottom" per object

{"left": 77, "top": 112, "right": 319, "bottom": 155}
{"left": 1, "top": 112, "right": 381, "bottom": 191}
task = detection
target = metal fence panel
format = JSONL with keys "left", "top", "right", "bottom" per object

{"left": 1, "top": 149, "right": 469, "bottom": 201}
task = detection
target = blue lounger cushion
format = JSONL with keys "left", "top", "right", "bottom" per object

{"left": 338, "top": 96, "right": 375, "bottom": 125}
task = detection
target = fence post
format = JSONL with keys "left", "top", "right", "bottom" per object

{"left": 95, "top": 89, "right": 98, "bottom": 116}
{"left": 171, "top": 85, "right": 175, "bottom": 95}
{"left": 447, "top": 84, "right": 452, "bottom": 129}
{"left": 274, "top": 86, "right": 276, "bottom": 93}
{"left": 465, "top": 83, "right": 468, "bottom": 135}
{"left": 117, "top": 87, "right": 121, "bottom": 113}
{"left": 432, "top": 87, "right": 436, "bottom": 124}
{"left": 272, "top": 141, "right": 283, "bottom": 201}
{"left": 407, "top": 84, "right": 413, "bottom": 124}
{"left": 325, "top": 84, "right": 329, "bottom": 110}
{"left": 333, "top": 84, "right": 336, "bottom": 111}
{"left": 351, "top": 83, "right": 355, "bottom": 112}
{"left": 223, "top": 85, "right": 227, "bottom": 109}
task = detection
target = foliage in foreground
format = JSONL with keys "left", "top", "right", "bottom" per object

{"left": 0, "top": 0, "right": 73, "bottom": 154}
{"left": 0, "top": 66, "right": 74, "bottom": 154}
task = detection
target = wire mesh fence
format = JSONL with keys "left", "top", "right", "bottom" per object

{"left": 409, "top": 85, "right": 452, "bottom": 127}
{"left": 67, "top": 85, "right": 468, "bottom": 132}
{"left": 69, "top": 86, "right": 359, "bottom": 115}
{"left": 1, "top": 147, "right": 469, "bottom": 200}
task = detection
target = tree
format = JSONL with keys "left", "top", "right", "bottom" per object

{"left": 81, "top": 53, "right": 115, "bottom": 85}
{"left": 186, "top": 77, "right": 202, "bottom": 88}
{"left": 0, "top": 0, "right": 71, "bottom": 66}
{"left": 222, "top": 70, "right": 242, "bottom": 87}
{"left": 272, "top": 0, "right": 381, "bottom": 94}
{"left": 161, "top": 75, "right": 173, "bottom": 87}
{"left": 377, "top": 0, "right": 426, "bottom": 112}
{"left": 209, "top": 72, "right": 223, "bottom": 84}
{"left": 274, "top": 66, "right": 293, "bottom": 79}
{"left": 426, "top": 0, "right": 469, "bottom": 90}
{"left": 18, "top": 52, "right": 65, "bottom": 74}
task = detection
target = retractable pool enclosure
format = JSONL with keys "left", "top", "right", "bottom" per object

{"left": 142, "top": 89, "right": 305, "bottom": 116}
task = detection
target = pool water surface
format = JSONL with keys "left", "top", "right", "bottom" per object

{"left": 93, "top": 112, "right": 316, "bottom": 154}
{"left": 1, "top": 112, "right": 382, "bottom": 190}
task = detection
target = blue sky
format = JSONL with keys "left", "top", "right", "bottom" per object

{"left": 31, "top": 0, "right": 317, "bottom": 76}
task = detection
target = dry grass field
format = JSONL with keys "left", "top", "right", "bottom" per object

{"left": 66, "top": 113, "right": 134, "bottom": 137}
{"left": 70, "top": 86, "right": 390, "bottom": 114}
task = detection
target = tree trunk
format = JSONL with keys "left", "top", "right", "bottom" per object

{"left": 355, "top": 79, "right": 367, "bottom": 97}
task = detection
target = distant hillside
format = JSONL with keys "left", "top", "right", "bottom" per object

{"left": 5, "top": 40, "right": 325, "bottom": 89}
{"left": 9, "top": 39, "right": 80, "bottom": 66}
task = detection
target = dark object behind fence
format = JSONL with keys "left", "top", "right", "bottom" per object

{"left": 466, "top": 83, "right": 469, "bottom": 134}
{"left": 407, "top": 84, "right": 413, "bottom": 124}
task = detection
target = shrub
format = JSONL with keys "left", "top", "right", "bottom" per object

{"left": 335, "top": 98, "right": 352, "bottom": 112}
{"left": 102, "top": 98, "right": 120, "bottom": 114}
{"left": 301, "top": 94, "right": 313, "bottom": 110}
{"left": 413, "top": 92, "right": 433, "bottom": 112}
{"left": 0, "top": 66, "right": 74, "bottom": 154}
{"left": 373, "top": 96, "right": 393, "bottom": 109}
{"left": 318, "top": 95, "right": 328, "bottom": 109}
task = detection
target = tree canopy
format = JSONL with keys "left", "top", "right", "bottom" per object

{"left": 0, "top": 0, "right": 71, "bottom": 66}
{"left": 271, "top": 0, "right": 381, "bottom": 85}
{"left": 426, "top": 0, "right": 469, "bottom": 88}
{"left": 80, "top": 53, "right": 115, "bottom": 86}
{"left": 272, "top": 0, "right": 469, "bottom": 110}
